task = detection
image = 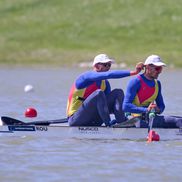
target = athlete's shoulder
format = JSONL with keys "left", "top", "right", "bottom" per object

{"left": 156, "top": 79, "right": 161, "bottom": 84}
{"left": 128, "top": 74, "right": 141, "bottom": 84}
{"left": 156, "top": 79, "right": 162, "bottom": 89}
{"left": 79, "top": 70, "right": 94, "bottom": 76}
{"left": 77, "top": 70, "right": 94, "bottom": 78}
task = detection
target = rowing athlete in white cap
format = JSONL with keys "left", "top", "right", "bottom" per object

{"left": 123, "top": 54, "right": 182, "bottom": 128}
{"left": 66, "top": 53, "right": 143, "bottom": 127}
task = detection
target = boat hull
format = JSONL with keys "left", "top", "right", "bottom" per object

{"left": 1, "top": 125, "right": 182, "bottom": 141}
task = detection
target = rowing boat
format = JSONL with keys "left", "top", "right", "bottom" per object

{"left": 1, "top": 116, "right": 182, "bottom": 141}
{"left": 1, "top": 123, "right": 182, "bottom": 141}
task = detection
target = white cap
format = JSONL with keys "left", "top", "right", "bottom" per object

{"left": 144, "top": 55, "right": 166, "bottom": 66}
{"left": 93, "top": 54, "right": 115, "bottom": 66}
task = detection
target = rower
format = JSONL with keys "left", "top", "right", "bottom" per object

{"left": 66, "top": 53, "right": 143, "bottom": 127}
{"left": 123, "top": 54, "right": 182, "bottom": 128}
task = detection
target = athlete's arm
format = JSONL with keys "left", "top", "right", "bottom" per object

{"left": 76, "top": 70, "right": 131, "bottom": 89}
{"left": 155, "top": 81, "right": 165, "bottom": 113}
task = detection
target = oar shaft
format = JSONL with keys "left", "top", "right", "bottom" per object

{"left": 148, "top": 108, "right": 156, "bottom": 132}
{"left": 28, "top": 118, "right": 68, "bottom": 125}
{"left": 148, "top": 116, "right": 154, "bottom": 133}
{"left": 147, "top": 110, "right": 160, "bottom": 142}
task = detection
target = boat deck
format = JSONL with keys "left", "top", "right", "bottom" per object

{"left": 1, "top": 124, "right": 182, "bottom": 141}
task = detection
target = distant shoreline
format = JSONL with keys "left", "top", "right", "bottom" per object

{"left": 1, "top": 1, "right": 182, "bottom": 68}
{"left": 0, "top": 61, "right": 180, "bottom": 70}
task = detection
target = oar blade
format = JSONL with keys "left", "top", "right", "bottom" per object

{"left": 1, "top": 116, "right": 68, "bottom": 126}
{"left": 147, "top": 130, "right": 160, "bottom": 143}
{"left": 147, "top": 111, "right": 160, "bottom": 142}
{"left": 1, "top": 116, "right": 25, "bottom": 125}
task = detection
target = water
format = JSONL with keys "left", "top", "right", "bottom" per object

{"left": 0, "top": 67, "right": 182, "bottom": 182}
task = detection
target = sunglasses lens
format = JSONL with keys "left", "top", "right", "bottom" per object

{"left": 104, "top": 63, "right": 111, "bottom": 67}
{"left": 98, "top": 63, "right": 111, "bottom": 67}
{"left": 149, "top": 65, "right": 162, "bottom": 71}
{"left": 155, "top": 67, "right": 162, "bottom": 71}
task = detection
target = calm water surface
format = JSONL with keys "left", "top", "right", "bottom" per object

{"left": 0, "top": 67, "right": 182, "bottom": 182}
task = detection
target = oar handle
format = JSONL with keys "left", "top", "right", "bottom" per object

{"left": 149, "top": 111, "right": 155, "bottom": 119}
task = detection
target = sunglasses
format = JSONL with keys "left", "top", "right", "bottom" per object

{"left": 149, "top": 65, "right": 163, "bottom": 72}
{"left": 99, "top": 63, "right": 111, "bottom": 67}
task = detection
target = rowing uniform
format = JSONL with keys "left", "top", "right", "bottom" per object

{"left": 123, "top": 74, "right": 182, "bottom": 128}
{"left": 66, "top": 70, "right": 131, "bottom": 126}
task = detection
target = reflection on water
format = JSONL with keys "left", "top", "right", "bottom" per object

{"left": 0, "top": 67, "right": 182, "bottom": 182}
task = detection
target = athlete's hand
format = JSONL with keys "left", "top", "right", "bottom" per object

{"left": 130, "top": 62, "right": 144, "bottom": 75}
{"left": 147, "top": 103, "right": 160, "bottom": 113}
{"left": 135, "top": 62, "right": 144, "bottom": 74}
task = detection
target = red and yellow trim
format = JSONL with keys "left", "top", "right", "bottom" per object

{"left": 133, "top": 76, "right": 159, "bottom": 107}
{"left": 66, "top": 80, "right": 106, "bottom": 117}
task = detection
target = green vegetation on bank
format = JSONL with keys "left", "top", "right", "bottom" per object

{"left": 0, "top": 0, "right": 182, "bottom": 67}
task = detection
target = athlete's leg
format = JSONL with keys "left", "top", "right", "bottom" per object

{"left": 164, "top": 115, "right": 182, "bottom": 128}
{"left": 68, "top": 90, "right": 111, "bottom": 126}
{"left": 152, "top": 115, "right": 180, "bottom": 128}
{"left": 106, "top": 89, "right": 125, "bottom": 123}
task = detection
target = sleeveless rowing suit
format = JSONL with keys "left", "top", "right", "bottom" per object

{"left": 132, "top": 75, "right": 159, "bottom": 107}
{"left": 66, "top": 80, "right": 106, "bottom": 117}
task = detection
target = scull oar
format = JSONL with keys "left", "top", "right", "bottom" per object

{"left": 147, "top": 110, "right": 160, "bottom": 142}
{"left": 1, "top": 116, "right": 141, "bottom": 127}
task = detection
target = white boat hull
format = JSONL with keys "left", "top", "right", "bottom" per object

{"left": 1, "top": 125, "right": 182, "bottom": 141}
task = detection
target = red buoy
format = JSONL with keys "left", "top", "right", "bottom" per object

{"left": 147, "top": 130, "right": 160, "bottom": 142}
{"left": 25, "top": 107, "right": 37, "bottom": 117}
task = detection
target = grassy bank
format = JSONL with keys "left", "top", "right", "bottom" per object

{"left": 0, "top": 0, "right": 182, "bottom": 67}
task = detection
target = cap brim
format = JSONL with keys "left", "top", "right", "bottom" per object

{"left": 101, "top": 59, "right": 115, "bottom": 64}
{"left": 152, "top": 62, "right": 166, "bottom": 66}
{"left": 93, "top": 58, "right": 115, "bottom": 66}
{"left": 144, "top": 62, "right": 166, "bottom": 66}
